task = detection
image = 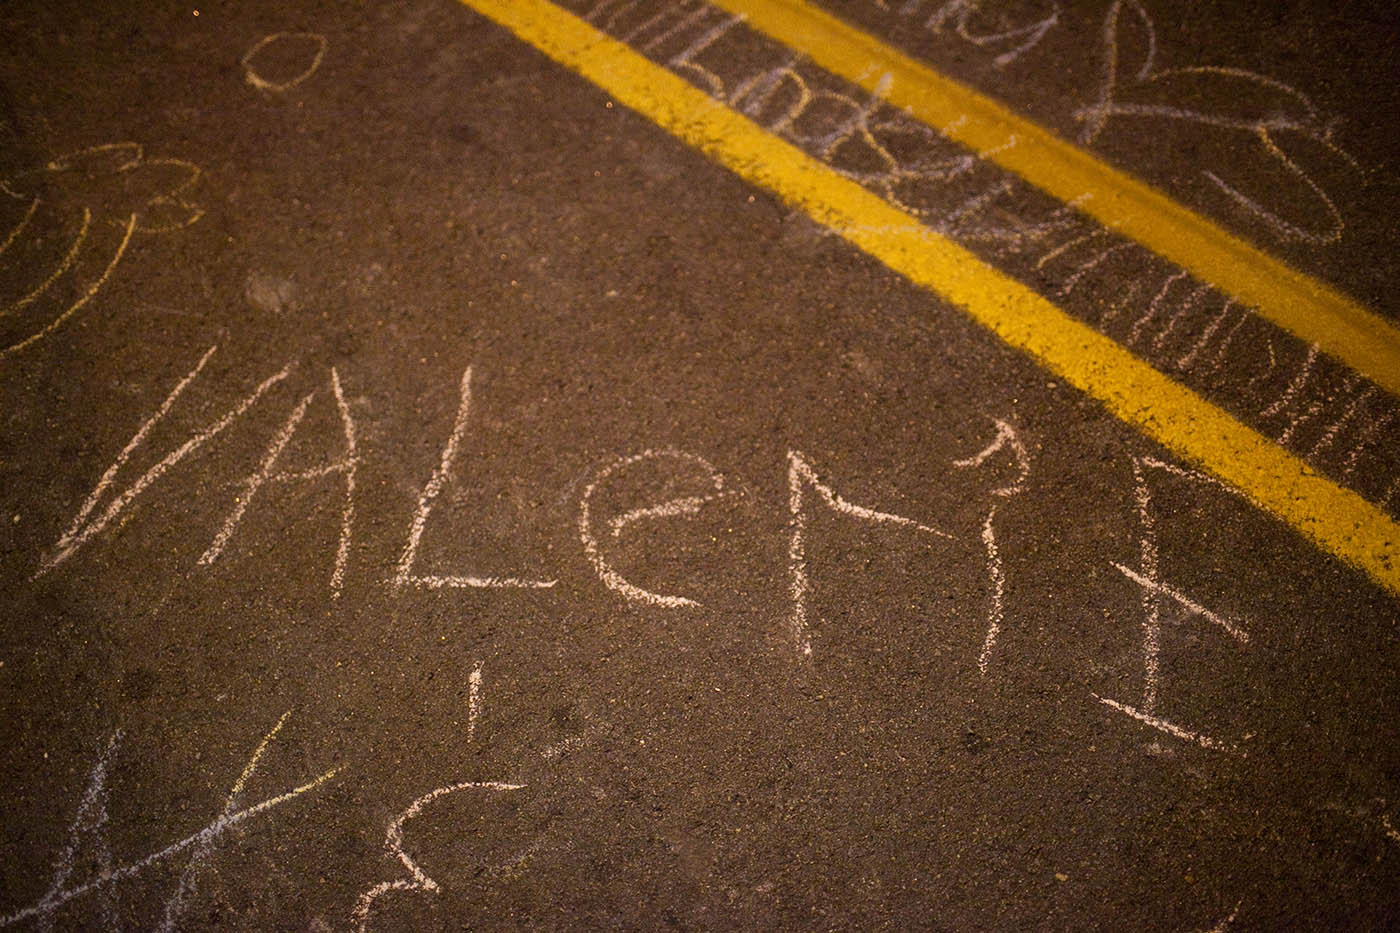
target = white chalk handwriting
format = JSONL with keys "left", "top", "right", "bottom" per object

{"left": 787, "top": 449, "right": 954, "bottom": 658}
{"left": 1093, "top": 456, "right": 1252, "bottom": 753}
{"left": 872, "top": 0, "right": 1061, "bottom": 68}
{"left": 952, "top": 417, "right": 1031, "bottom": 675}
{"left": 0, "top": 714, "right": 339, "bottom": 929}
{"left": 352, "top": 662, "right": 593, "bottom": 929}
{"left": 393, "top": 365, "right": 558, "bottom": 591}
{"left": 578, "top": 447, "right": 733, "bottom": 609}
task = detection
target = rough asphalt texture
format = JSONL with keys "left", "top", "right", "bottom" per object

{"left": 1, "top": 0, "right": 1396, "bottom": 929}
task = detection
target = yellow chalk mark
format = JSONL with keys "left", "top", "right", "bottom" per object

{"left": 1, "top": 212, "right": 136, "bottom": 357}
{"left": 241, "top": 32, "right": 328, "bottom": 93}
{"left": 705, "top": 0, "right": 1400, "bottom": 398}
{"left": 4, "top": 207, "right": 90, "bottom": 316}
{"left": 0, "top": 198, "right": 39, "bottom": 256}
{"left": 456, "top": 0, "right": 1398, "bottom": 595}
{"left": 134, "top": 158, "right": 207, "bottom": 233}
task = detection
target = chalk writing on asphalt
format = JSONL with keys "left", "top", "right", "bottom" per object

{"left": 27, "top": 353, "right": 1274, "bottom": 723}
{"left": 566, "top": 0, "right": 1395, "bottom": 508}
{"left": 0, "top": 715, "right": 339, "bottom": 929}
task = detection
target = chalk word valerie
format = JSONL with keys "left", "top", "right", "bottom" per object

{"left": 33, "top": 347, "right": 1262, "bottom": 755}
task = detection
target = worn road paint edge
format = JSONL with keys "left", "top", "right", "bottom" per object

{"left": 454, "top": 0, "right": 1398, "bottom": 595}
{"left": 708, "top": 0, "right": 1400, "bottom": 399}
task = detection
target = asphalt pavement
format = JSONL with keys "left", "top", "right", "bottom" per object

{"left": 1, "top": 0, "right": 1397, "bottom": 928}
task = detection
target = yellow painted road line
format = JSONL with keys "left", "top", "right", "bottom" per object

{"left": 708, "top": 0, "right": 1400, "bottom": 400}
{"left": 456, "top": 0, "right": 1398, "bottom": 594}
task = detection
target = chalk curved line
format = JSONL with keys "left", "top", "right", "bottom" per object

{"left": 608, "top": 491, "right": 732, "bottom": 539}
{"left": 1100, "top": 65, "right": 1336, "bottom": 141}
{"left": 2, "top": 143, "right": 146, "bottom": 199}
{"left": 0, "top": 198, "right": 39, "bottom": 255}
{"left": 135, "top": 200, "right": 205, "bottom": 235}
{"left": 579, "top": 447, "right": 729, "bottom": 609}
{"left": 329, "top": 367, "right": 359, "bottom": 600}
{"left": 606, "top": 448, "right": 729, "bottom": 538}
{"left": 46, "top": 142, "right": 144, "bottom": 175}
{"left": 241, "top": 32, "right": 328, "bottom": 93}
{"left": 1202, "top": 127, "right": 1345, "bottom": 246}
{"left": 952, "top": 419, "right": 1030, "bottom": 675}
{"left": 953, "top": 417, "right": 1031, "bottom": 496}
{"left": 351, "top": 780, "right": 525, "bottom": 932}
{"left": 1, "top": 212, "right": 135, "bottom": 358}
{"left": 1151, "top": 282, "right": 1210, "bottom": 352}
{"left": 1076, "top": 4, "right": 1339, "bottom": 142}
{"left": 3, "top": 207, "right": 90, "bottom": 317}
{"left": 132, "top": 158, "right": 206, "bottom": 234}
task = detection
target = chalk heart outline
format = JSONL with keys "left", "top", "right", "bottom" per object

{"left": 1074, "top": 0, "right": 1358, "bottom": 245}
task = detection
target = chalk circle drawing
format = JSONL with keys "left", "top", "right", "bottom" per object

{"left": 241, "top": 32, "right": 328, "bottom": 93}
{"left": 0, "top": 142, "right": 203, "bottom": 357}
{"left": 0, "top": 712, "right": 339, "bottom": 929}
{"left": 1077, "top": 0, "right": 1357, "bottom": 245}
